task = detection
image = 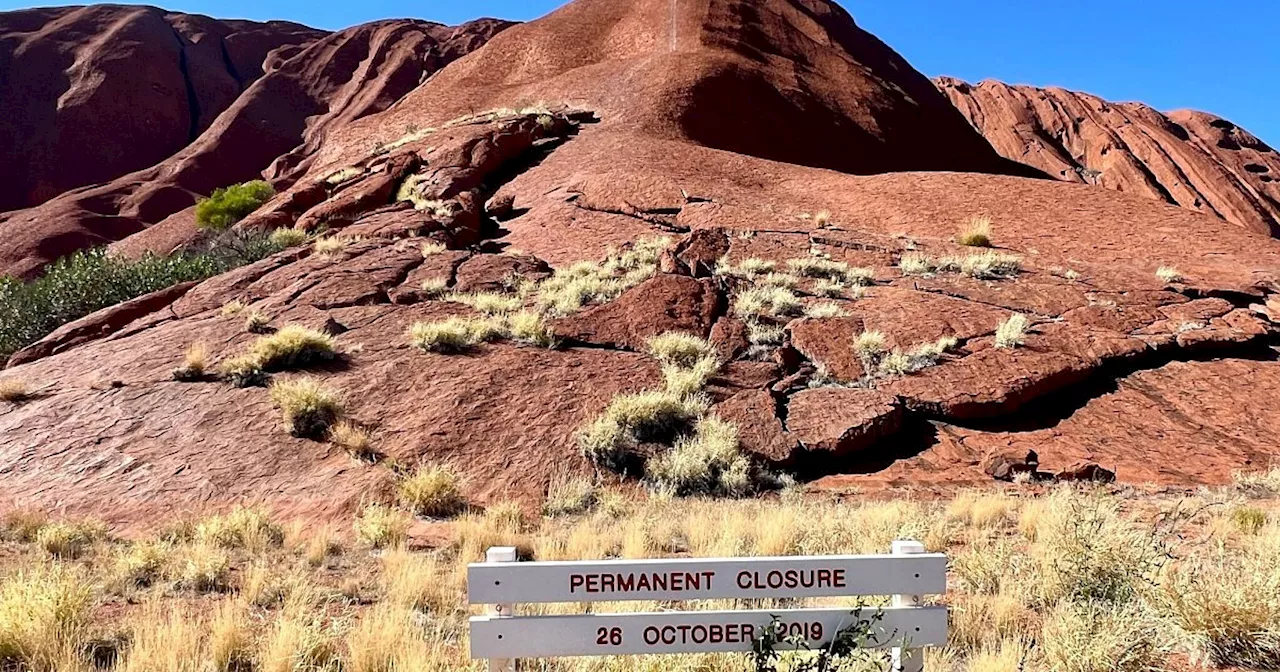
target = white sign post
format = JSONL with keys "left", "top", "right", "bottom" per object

{"left": 467, "top": 540, "right": 947, "bottom": 668}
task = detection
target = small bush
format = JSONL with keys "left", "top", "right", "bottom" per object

{"left": 171, "top": 342, "right": 209, "bottom": 382}
{"left": 812, "top": 279, "right": 846, "bottom": 298}
{"left": 172, "top": 544, "right": 231, "bottom": 592}
{"left": 578, "top": 390, "right": 707, "bottom": 471}
{"left": 957, "top": 215, "right": 993, "bottom": 247}
{"left": 35, "top": 521, "right": 101, "bottom": 559}
{"left": 804, "top": 303, "right": 848, "bottom": 318}
{"left": 543, "top": 474, "right": 599, "bottom": 517}
{"left": 995, "top": 314, "right": 1030, "bottom": 349}
{"left": 734, "top": 286, "right": 803, "bottom": 319}
{"left": 961, "top": 251, "right": 1022, "bottom": 279}
{"left": 330, "top": 421, "right": 375, "bottom": 460}
{"left": 505, "top": 311, "right": 556, "bottom": 348}
{"left": 1231, "top": 506, "right": 1269, "bottom": 534}
{"left": 1155, "top": 546, "right": 1280, "bottom": 668}
{"left": 269, "top": 378, "right": 344, "bottom": 439}
{"left": 662, "top": 355, "right": 719, "bottom": 398}
{"left": 0, "top": 379, "right": 31, "bottom": 403}
{"left": 420, "top": 241, "right": 447, "bottom": 256}
{"left": 1039, "top": 602, "right": 1164, "bottom": 672}
{"left": 876, "top": 350, "right": 914, "bottom": 377}
{"left": 418, "top": 277, "right": 449, "bottom": 300}
{"left": 244, "top": 310, "right": 271, "bottom": 334}
{"left": 115, "top": 541, "right": 169, "bottom": 588}
{"left": 1156, "top": 265, "right": 1184, "bottom": 284}
{"left": 0, "top": 232, "right": 284, "bottom": 359}
{"left": 195, "top": 180, "right": 273, "bottom": 231}
{"left": 249, "top": 324, "right": 338, "bottom": 371}
{"left": 397, "top": 464, "right": 466, "bottom": 518}
{"left": 217, "top": 354, "right": 268, "bottom": 388}
{"left": 899, "top": 253, "right": 935, "bottom": 276}
{"left": 408, "top": 317, "right": 502, "bottom": 353}
{"left": 1236, "top": 467, "right": 1280, "bottom": 498}
{"left": 0, "top": 565, "right": 94, "bottom": 668}
{"left": 268, "top": 227, "right": 307, "bottom": 248}
{"left": 447, "top": 292, "right": 522, "bottom": 315}
{"left": 853, "top": 331, "right": 888, "bottom": 364}
{"left": 195, "top": 506, "right": 284, "bottom": 550}
{"left": 646, "top": 416, "right": 754, "bottom": 497}
{"left": 647, "top": 332, "right": 715, "bottom": 368}
{"left": 354, "top": 504, "right": 410, "bottom": 549}
{"left": 0, "top": 510, "right": 47, "bottom": 542}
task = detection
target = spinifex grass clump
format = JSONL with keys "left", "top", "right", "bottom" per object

{"left": 269, "top": 378, "right": 344, "bottom": 439}
{"left": 578, "top": 391, "right": 707, "bottom": 472}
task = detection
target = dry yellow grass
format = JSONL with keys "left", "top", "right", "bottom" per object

{"left": 0, "top": 484, "right": 1271, "bottom": 671}
{"left": 329, "top": 420, "right": 374, "bottom": 459}
{"left": 956, "top": 215, "right": 993, "bottom": 247}
{"left": 0, "top": 379, "right": 31, "bottom": 403}
{"left": 268, "top": 377, "right": 344, "bottom": 439}
{"left": 397, "top": 464, "right": 466, "bottom": 518}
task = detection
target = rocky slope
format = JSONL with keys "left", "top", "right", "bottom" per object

{"left": 0, "top": 13, "right": 512, "bottom": 278}
{"left": 0, "top": 5, "right": 325, "bottom": 214}
{"left": 937, "top": 77, "right": 1280, "bottom": 236}
{"left": 3, "top": 0, "right": 1280, "bottom": 525}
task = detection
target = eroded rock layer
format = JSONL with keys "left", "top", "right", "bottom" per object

{"left": 937, "top": 77, "right": 1280, "bottom": 236}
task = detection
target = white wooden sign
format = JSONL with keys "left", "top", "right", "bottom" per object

{"left": 471, "top": 606, "right": 948, "bottom": 658}
{"left": 468, "top": 541, "right": 945, "bottom": 672}
{"left": 468, "top": 553, "right": 946, "bottom": 604}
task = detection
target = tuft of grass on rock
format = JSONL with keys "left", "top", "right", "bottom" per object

{"left": 646, "top": 416, "right": 755, "bottom": 497}
{"left": 244, "top": 310, "right": 271, "bottom": 334}
{"left": 418, "top": 277, "right": 449, "bottom": 300}
{"left": 446, "top": 292, "right": 522, "bottom": 315}
{"left": 646, "top": 332, "right": 715, "bottom": 368}
{"left": 734, "top": 285, "right": 803, "bottom": 319}
{"left": 420, "top": 241, "right": 447, "bottom": 257}
{"left": 268, "top": 227, "right": 308, "bottom": 248}
{"left": 957, "top": 215, "right": 994, "bottom": 247}
{"left": 217, "top": 354, "right": 268, "bottom": 388}
{"left": 0, "top": 379, "right": 32, "bottom": 403}
{"left": 853, "top": 330, "right": 889, "bottom": 364}
{"left": 804, "top": 303, "right": 848, "bottom": 319}
{"left": 995, "top": 314, "right": 1030, "bottom": 349}
{"left": 397, "top": 464, "right": 466, "bottom": 518}
{"left": 269, "top": 378, "right": 344, "bottom": 439}
{"left": 504, "top": 311, "right": 556, "bottom": 348}
{"left": 662, "top": 355, "right": 720, "bottom": 399}
{"left": 1156, "top": 265, "right": 1184, "bottom": 284}
{"left": 578, "top": 390, "right": 708, "bottom": 472}
{"left": 330, "top": 421, "right": 375, "bottom": 460}
{"left": 408, "top": 316, "right": 503, "bottom": 353}
{"left": 961, "top": 251, "right": 1022, "bottom": 279}
{"left": 249, "top": 324, "right": 338, "bottom": 371}
{"left": 171, "top": 342, "right": 209, "bottom": 382}
{"left": 899, "top": 252, "right": 936, "bottom": 276}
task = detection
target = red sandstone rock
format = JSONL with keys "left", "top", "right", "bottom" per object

{"left": 0, "top": 5, "right": 324, "bottom": 214}
{"left": 4, "top": 0, "right": 1280, "bottom": 524}
{"left": 937, "top": 77, "right": 1280, "bottom": 236}
{"left": 786, "top": 388, "right": 902, "bottom": 456}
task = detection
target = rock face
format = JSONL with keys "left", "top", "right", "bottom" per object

{"left": 0, "top": 5, "right": 325, "bottom": 213}
{"left": 0, "top": 15, "right": 512, "bottom": 278}
{"left": 937, "top": 77, "right": 1280, "bottom": 236}
{"left": 4, "top": 0, "right": 1280, "bottom": 524}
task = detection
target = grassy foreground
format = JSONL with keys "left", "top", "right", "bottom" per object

{"left": 1, "top": 473, "right": 1278, "bottom": 672}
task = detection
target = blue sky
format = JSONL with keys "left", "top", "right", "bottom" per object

{"left": 8, "top": 1, "right": 1277, "bottom": 145}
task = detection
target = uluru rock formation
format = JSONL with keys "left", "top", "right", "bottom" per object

{"left": 0, "top": 5, "right": 325, "bottom": 213}
{"left": 4, "top": 0, "right": 1280, "bottom": 525}
{"left": 0, "top": 12, "right": 512, "bottom": 278}
{"left": 937, "top": 77, "right": 1280, "bottom": 236}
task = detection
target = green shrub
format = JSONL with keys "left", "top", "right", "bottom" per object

{"left": 195, "top": 181, "right": 274, "bottom": 231}
{"left": 0, "top": 231, "right": 284, "bottom": 359}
